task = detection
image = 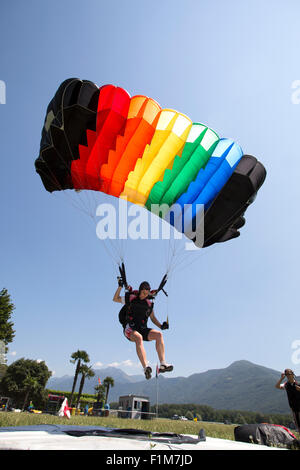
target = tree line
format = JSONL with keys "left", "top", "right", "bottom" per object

{"left": 0, "top": 353, "right": 115, "bottom": 411}
{"left": 145, "top": 403, "right": 295, "bottom": 428}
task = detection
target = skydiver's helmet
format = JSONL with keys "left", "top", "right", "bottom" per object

{"left": 139, "top": 281, "right": 151, "bottom": 293}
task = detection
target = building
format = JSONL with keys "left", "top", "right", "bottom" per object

{"left": 118, "top": 394, "right": 154, "bottom": 420}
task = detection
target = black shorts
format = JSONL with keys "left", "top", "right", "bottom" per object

{"left": 124, "top": 324, "right": 152, "bottom": 342}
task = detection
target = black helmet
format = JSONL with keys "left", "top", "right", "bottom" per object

{"left": 139, "top": 281, "right": 151, "bottom": 292}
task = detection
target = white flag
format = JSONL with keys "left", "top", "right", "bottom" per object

{"left": 58, "top": 398, "right": 71, "bottom": 419}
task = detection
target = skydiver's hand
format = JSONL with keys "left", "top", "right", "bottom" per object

{"left": 161, "top": 321, "right": 169, "bottom": 330}
{"left": 280, "top": 372, "right": 286, "bottom": 380}
{"left": 117, "top": 277, "right": 124, "bottom": 287}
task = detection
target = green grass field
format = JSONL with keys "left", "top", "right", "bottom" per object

{"left": 0, "top": 411, "right": 236, "bottom": 441}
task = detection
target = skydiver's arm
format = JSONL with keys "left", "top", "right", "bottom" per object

{"left": 295, "top": 384, "right": 300, "bottom": 392}
{"left": 275, "top": 373, "right": 286, "bottom": 389}
{"left": 149, "top": 311, "right": 162, "bottom": 329}
{"left": 113, "top": 286, "right": 124, "bottom": 303}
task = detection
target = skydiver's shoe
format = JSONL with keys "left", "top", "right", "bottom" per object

{"left": 144, "top": 366, "right": 152, "bottom": 380}
{"left": 159, "top": 363, "right": 173, "bottom": 373}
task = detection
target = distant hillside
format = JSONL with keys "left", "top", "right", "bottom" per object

{"left": 47, "top": 360, "right": 293, "bottom": 414}
{"left": 47, "top": 366, "right": 144, "bottom": 391}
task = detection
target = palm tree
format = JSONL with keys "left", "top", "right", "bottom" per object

{"left": 103, "top": 376, "right": 114, "bottom": 404}
{"left": 76, "top": 365, "right": 95, "bottom": 408}
{"left": 94, "top": 384, "right": 106, "bottom": 403}
{"left": 22, "top": 375, "right": 39, "bottom": 411}
{"left": 69, "top": 350, "right": 90, "bottom": 406}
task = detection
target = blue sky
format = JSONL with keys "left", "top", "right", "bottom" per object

{"left": 1, "top": 0, "right": 300, "bottom": 380}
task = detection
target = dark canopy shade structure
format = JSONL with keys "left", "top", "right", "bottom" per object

{"left": 201, "top": 155, "right": 267, "bottom": 247}
{"left": 35, "top": 78, "right": 267, "bottom": 249}
{"left": 35, "top": 78, "right": 100, "bottom": 192}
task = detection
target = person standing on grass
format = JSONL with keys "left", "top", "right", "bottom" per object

{"left": 275, "top": 368, "right": 300, "bottom": 432}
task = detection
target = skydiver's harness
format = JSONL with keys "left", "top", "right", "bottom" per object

{"left": 119, "top": 291, "right": 154, "bottom": 329}
{"left": 117, "top": 262, "right": 168, "bottom": 330}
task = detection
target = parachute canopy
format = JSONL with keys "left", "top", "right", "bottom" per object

{"left": 35, "top": 78, "right": 266, "bottom": 248}
{"left": 234, "top": 424, "right": 297, "bottom": 448}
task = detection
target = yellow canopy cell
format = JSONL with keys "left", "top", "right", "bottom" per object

{"left": 121, "top": 110, "right": 192, "bottom": 204}
{"left": 134, "top": 112, "right": 192, "bottom": 205}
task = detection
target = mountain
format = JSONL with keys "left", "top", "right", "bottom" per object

{"left": 47, "top": 367, "right": 144, "bottom": 391}
{"left": 46, "top": 360, "right": 292, "bottom": 414}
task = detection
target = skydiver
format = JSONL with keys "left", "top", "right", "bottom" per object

{"left": 113, "top": 279, "right": 173, "bottom": 380}
{"left": 275, "top": 369, "right": 300, "bottom": 433}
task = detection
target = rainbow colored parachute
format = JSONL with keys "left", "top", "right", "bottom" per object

{"left": 35, "top": 78, "right": 266, "bottom": 247}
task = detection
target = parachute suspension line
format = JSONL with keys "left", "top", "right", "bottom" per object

{"left": 157, "top": 220, "right": 199, "bottom": 282}
{"left": 164, "top": 235, "right": 187, "bottom": 279}
{"left": 41, "top": 148, "right": 129, "bottom": 267}
{"left": 39, "top": 165, "right": 126, "bottom": 274}
{"left": 166, "top": 238, "right": 197, "bottom": 277}
{"left": 166, "top": 235, "right": 176, "bottom": 273}
{"left": 40, "top": 168, "right": 102, "bottom": 226}
{"left": 163, "top": 197, "right": 252, "bottom": 279}
{"left": 39, "top": 166, "right": 126, "bottom": 282}
{"left": 116, "top": 238, "right": 126, "bottom": 268}
{"left": 99, "top": 230, "right": 124, "bottom": 267}
{"left": 170, "top": 244, "right": 215, "bottom": 278}
{"left": 162, "top": 230, "right": 179, "bottom": 279}
{"left": 39, "top": 157, "right": 128, "bottom": 275}
{"left": 163, "top": 228, "right": 212, "bottom": 279}
{"left": 102, "top": 237, "right": 124, "bottom": 267}
{"left": 165, "top": 272, "right": 172, "bottom": 326}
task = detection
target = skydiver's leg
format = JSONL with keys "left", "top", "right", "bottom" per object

{"left": 129, "top": 330, "right": 148, "bottom": 369}
{"left": 148, "top": 329, "right": 173, "bottom": 372}
{"left": 147, "top": 329, "right": 165, "bottom": 364}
